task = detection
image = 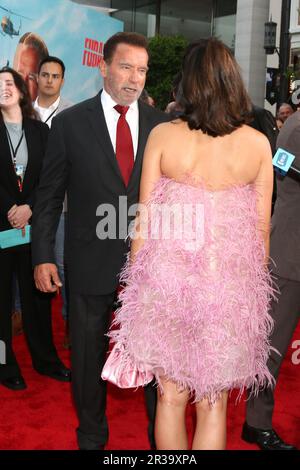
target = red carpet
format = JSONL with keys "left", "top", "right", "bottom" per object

{"left": 0, "top": 295, "right": 299, "bottom": 450}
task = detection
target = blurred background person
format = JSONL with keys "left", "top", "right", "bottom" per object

{"left": 34, "top": 56, "right": 73, "bottom": 349}
{"left": 165, "top": 72, "right": 183, "bottom": 118}
{"left": 140, "top": 88, "right": 155, "bottom": 107}
{"left": 250, "top": 105, "right": 278, "bottom": 155}
{"left": 276, "top": 116, "right": 284, "bottom": 130}
{"left": 277, "top": 103, "right": 294, "bottom": 124}
{"left": 13, "top": 32, "right": 49, "bottom": 101}
{"left": 0, "top": 67, "right": 70, "bottom": 391}
{"left": 11, "top": 32, "right": 49, "bottom": 333}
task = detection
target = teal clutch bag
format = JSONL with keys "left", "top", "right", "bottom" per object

{"left": 0, "top": 225, "right": 31, "bottom": 249}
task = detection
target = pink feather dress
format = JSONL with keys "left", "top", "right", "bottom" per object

{"left": 102, "top": 176, "right": 275, "bottom": 403}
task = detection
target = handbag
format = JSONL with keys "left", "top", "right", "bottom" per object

{"left": 101, "top": 342, "right": 154, "bottom": 388}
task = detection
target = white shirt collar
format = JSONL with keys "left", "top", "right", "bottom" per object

{"left": 101, "top": 88, "right": 138, "bottom": 113}
{"left": 34, "top": 95, "right": 61, "bottom": 111}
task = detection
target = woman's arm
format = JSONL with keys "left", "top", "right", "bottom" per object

{"left": 254, "top": 136, "right": 274, "bottom": 265}
{"left": 130, "top": 124, "right": 165, "bottom": 262}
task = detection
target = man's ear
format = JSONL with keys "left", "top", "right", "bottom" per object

{"left": 99, "top": 57, "right": 107, "bottom": 78}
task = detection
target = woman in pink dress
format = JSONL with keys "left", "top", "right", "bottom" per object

{"left": 102, "top": 38, "right": 275, "bottom": 450}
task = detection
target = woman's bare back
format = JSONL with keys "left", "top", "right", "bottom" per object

{"left": 139, "top": 118, "right": 273, "bottom": 261}
{"left": 158, "top": 120, "right": 270, "bottom": 190}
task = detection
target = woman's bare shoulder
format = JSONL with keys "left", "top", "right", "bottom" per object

{"left": 149, "top": 119, "right": 187, "bottom": 139}
{"left": 236, "top": 124, "right": 272, "bottom": 154}
{"left": 237, "top": 123, "right": 269, "bottom": 141}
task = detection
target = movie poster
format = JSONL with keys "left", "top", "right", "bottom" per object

{"left": 0, "top": 0, "right": 123, "bottom": 103}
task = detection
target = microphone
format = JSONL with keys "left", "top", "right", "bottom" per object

{"left": 272, "top": 148, "right": 300, "bottom": 178}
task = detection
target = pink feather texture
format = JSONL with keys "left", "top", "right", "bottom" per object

{"left": 102, "top": 177, "right": 276, "bottom": 403}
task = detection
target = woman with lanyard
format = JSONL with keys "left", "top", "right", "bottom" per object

{"left": 0, "top": 67, "right": 70, "bottom": 390}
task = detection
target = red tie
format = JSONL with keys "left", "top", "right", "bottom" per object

{"left": 114, "top": 105, "right": 134, "bottom": 186}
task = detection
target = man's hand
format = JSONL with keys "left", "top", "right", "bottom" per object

{"left": 8, "top": 204, "right": 32, "bottom": 229}
{"left": 34, "top": 263, "right": 62, "bottom": 293}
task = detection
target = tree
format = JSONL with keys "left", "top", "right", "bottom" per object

{"left": 146, "top": 35, "right": 188, "bottom": 111}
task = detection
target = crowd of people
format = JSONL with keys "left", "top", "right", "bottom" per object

{"left": 0, "top": 31, "right": 298, "bottom": 451}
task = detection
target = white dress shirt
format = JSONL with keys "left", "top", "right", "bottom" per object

{"left": 33, "top": 96, "right": 61, "bottom": 128}
{"left": 34, "top": 95, "right": 68, "bottom": 211}
{"left": 101, "top": 88, "right": 139, "bottom": 159}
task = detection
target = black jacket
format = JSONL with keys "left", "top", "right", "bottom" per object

{"left": 0, "top": 118, "right": 49, "bottom": 231}
{"left": 249, "top": 105, "right": 278, "bottom": 155}
{"left": 31, "top": 92, "right": 169, "bottom": 294}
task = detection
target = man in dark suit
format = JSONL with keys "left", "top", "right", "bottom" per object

{"left": 34, "top": 55, "right": 73, "bottom": 348}
{"left": 242, "top": 110, "right": 300, "bottom": 450}
{"left": 32, "top": 32, "right": 168, "bottom": 450}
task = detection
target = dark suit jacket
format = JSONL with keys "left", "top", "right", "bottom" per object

{"left": 0, "top": 118, "right": 49, "bottom": 232}
{"left": 250, "top": 105, "right": 278, "bottom": 155}
{"left": 271, "top": 110, "right": 300, "bottom": 282}
{"left": 31, "top": 92, "right": 169, "bottom": 294}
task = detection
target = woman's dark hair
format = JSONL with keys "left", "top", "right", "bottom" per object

{"left": 0, "top": 67, "right": 37, "bottom": 120}
{"left": 179, "top": 38, "right": 252, "bottom": 137}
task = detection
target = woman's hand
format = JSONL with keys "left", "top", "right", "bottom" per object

{"left": 7, "top": 204, "right": 32, "bottom": 229}
{"left": 7, "top": 204, "right": 18, "bottom": 220}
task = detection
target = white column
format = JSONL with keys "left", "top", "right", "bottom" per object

{"left": 147, "top": 14, "right": 156, "bottom": 38}
{"left": 235, "top": 0, "right": 270, "bottom": 106}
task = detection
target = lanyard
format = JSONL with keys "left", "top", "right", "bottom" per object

{"left": 44, "top": 106, "right": 58, "bottom": 124}
{"left": 5, "top": 125, "right": 25, "bottom": 192}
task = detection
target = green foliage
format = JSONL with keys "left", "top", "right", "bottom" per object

{"left": 146, "top": 35, "right": 188, "bottom": 111}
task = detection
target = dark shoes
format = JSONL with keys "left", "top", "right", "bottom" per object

{"left": 1, "top": 367, "right": 71, "bottom": 390}
{"left": 242, "top": 422, "right": 298, "bottom": 450}
{"left": 36, "top": 366, "right": 71, "bottom": 382}
{"left": 0, "top": 375, "right": 27, "bottom": 391}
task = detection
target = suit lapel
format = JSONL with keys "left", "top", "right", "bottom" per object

{"left": 86, "top": 92, "right": 124, "bottom": 184}
{"left": 127, "top": 101, "right": 149, "bottom": 190}
{"left": 22, "top": 119, "right": 40, "bottom": 196}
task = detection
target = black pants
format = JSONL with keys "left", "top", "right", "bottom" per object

{"left": 246, "top": 276, "right": 300, "bottom": 428}
{"left": 70, "top": 291, "right": 157, "bottom": 450}
{"left": 0, "top": 244, "right": 64, "bottom": 380}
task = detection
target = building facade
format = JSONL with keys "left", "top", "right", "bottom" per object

{"left": 110, "top": 0, "right": 237, "bottom": 49}
{"left": 73, "top": 0, "right": 237, "bottom": 48}
{"left": 73, "top": 0, "right": 289, "bottom": 109}
{"left": 290, "top": 0, "right": 300, "bottom": 62}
